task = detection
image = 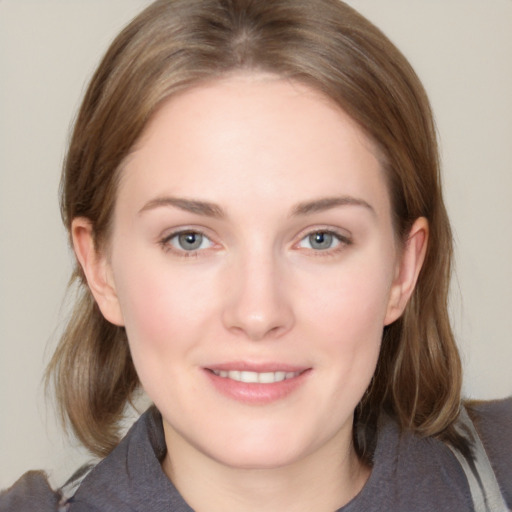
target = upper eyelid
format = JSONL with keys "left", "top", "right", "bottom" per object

{"left": 158, "top": 229, "right": 219, "bottom": 258}
{"left": 295, "top": 226, "right": 352, "bottom": 242}
{"left": 157, "top": 226, "right": 352, "bottom": 248}
{"left": 293, "top": 227, "right": 353, "bottom": 252}
{"left": 165, "top": 230, "right": 209, "bottom": 242}
{"left": 160, "top": 226, "right": 212, "bottom": 242}
{"left": 160, "top": 228, "right": 216, "bottom": 251}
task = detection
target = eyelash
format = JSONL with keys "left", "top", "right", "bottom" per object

{"left": 294, "top": 228, "right": 352, "bottom": 256}
{"left": 158, "top": 227, "right": 352, "bottom": 258}
{"left": 159, "top": 229, "right": 215, "bottom": 258}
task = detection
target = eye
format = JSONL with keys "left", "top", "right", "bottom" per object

{"left": 163, "top": 230, "right": 213, "bottom": 252}
{"left": 297, "top": 230, "right": 348, "bottom": 251}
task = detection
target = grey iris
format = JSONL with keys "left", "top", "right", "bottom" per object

{"left": 178, "top": 232, "right": 203, "bottom": 250}
{"left": 309, "top": 232, "right": 333, "bottom": 250}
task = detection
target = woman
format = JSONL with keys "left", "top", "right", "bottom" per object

{"left": 2, "top": 0, "right": 510, "bottom": 510}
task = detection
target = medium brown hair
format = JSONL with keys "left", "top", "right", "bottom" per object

{"left": 48, "top": 0, "right": 462, "bottom": 458}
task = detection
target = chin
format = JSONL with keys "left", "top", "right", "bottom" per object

{"left": 198, "top": 424, "right": 324, "bottom": 471}
{"left": 210, "top": 443, "right": 306, "bottom": 470}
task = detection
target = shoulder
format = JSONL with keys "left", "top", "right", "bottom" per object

{"left": 467, "top": 395, "right": 512, "bottom": 434}
{"left": 357, "top": 402, "right": 511, "bottom": 511}
{"left": 0, "top": 471, "right": 62, "bottom": 512}
{"left": 347, "top": 413, "right": 475, "bottom": 511}
{"left": 69, "top": 407, "right": 191, "bottom": 511}
{"left": 466, "top": 396, "right": 512, "bottom": 506}
{"left": 1, "top": 408, "right": 190, "bottom": 512}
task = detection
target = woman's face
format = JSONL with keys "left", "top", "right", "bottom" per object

{"left": 87, "top": 74, "right": 416, "bottom": 470}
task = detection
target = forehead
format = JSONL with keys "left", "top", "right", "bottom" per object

{"left": 118, "top": 73, "right": 390, "bottom": 218}
{"left": 136, "top": 73, "right": 376, "bottom": 157}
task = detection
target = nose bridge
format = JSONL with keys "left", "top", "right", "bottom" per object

{"left": 222, "top": 241, "right": 294, "bottom": 341}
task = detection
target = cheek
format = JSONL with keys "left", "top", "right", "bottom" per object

{"left": 297, "top": 252, "right": 395, "bottom": 393}
{"left": 112, "top": 255, "right": 214, "bottom": 358}
{"left": 112, "top": 259, "right": 216, "bottom": 404}
{"left": 304, "top": 257, "right": 394, "bottom": 341}
{"left": 272, "top": 267, "right": 389, "bottom": 435}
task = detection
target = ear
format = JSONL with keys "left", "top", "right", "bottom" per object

{"left": 71, "top": 217, "right": 124, "bottom": 326}
{"left": 384, "top": 217, "right": 429, "bottom": 326}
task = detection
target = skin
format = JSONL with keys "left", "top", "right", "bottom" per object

{"left": 73, "top": 73, "right": 428, "bottom": 512}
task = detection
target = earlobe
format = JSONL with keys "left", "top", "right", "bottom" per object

{"left": 384, "top": 217, "right": 429, "bottom": 326}
{"left": 71, "top": 218, "right": 124, "bottom": 326}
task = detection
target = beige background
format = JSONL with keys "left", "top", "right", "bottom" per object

{"left": 1, "top": 0, "right": 511, "bottom": 489}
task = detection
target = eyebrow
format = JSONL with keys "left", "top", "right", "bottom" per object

{"left": 138, "top": 197, "right": 225, "bottom": 218}
{"left": 291, "top": 196, "right": 375, "bottom": 217}
{"left": 138, "top": 194, "right": 375, "bottom": 219}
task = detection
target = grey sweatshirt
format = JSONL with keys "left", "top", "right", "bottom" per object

{"left": 2, "top": 398, "right": 511, "bottom": 511}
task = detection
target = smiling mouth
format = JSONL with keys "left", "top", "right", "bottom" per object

{"left": 209, "top": 369, "right": 303, "bottom": 384}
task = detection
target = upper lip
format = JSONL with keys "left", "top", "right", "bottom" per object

{"left": 204, "top": 361, "right": 310, "bottom": 373}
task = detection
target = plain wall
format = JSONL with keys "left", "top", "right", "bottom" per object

{"left": 1, "top": 0, "right": 511, "bottom": 489}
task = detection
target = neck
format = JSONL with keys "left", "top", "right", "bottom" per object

{"left": 161, "top": 426, "right": 371, "bottom": 512}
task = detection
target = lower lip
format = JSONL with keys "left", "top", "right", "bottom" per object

{"left": 204, "top": 369, "right": 311, "bottom": 404}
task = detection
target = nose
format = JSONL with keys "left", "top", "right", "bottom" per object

{"left": 221, "top": 249, "right": 295, "bottom": 341}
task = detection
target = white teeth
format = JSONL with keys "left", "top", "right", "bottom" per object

{"left": 240, "top": 371, "right": 258, "bottom": 383}
{"left": 258, "top": 372, "right": 276, "bottom": 384}
{"left": 212, "top": 370, "right": 300, "bottom": 383}
{"left": 274, "top": 371, "right": 286, "bottom": 382}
